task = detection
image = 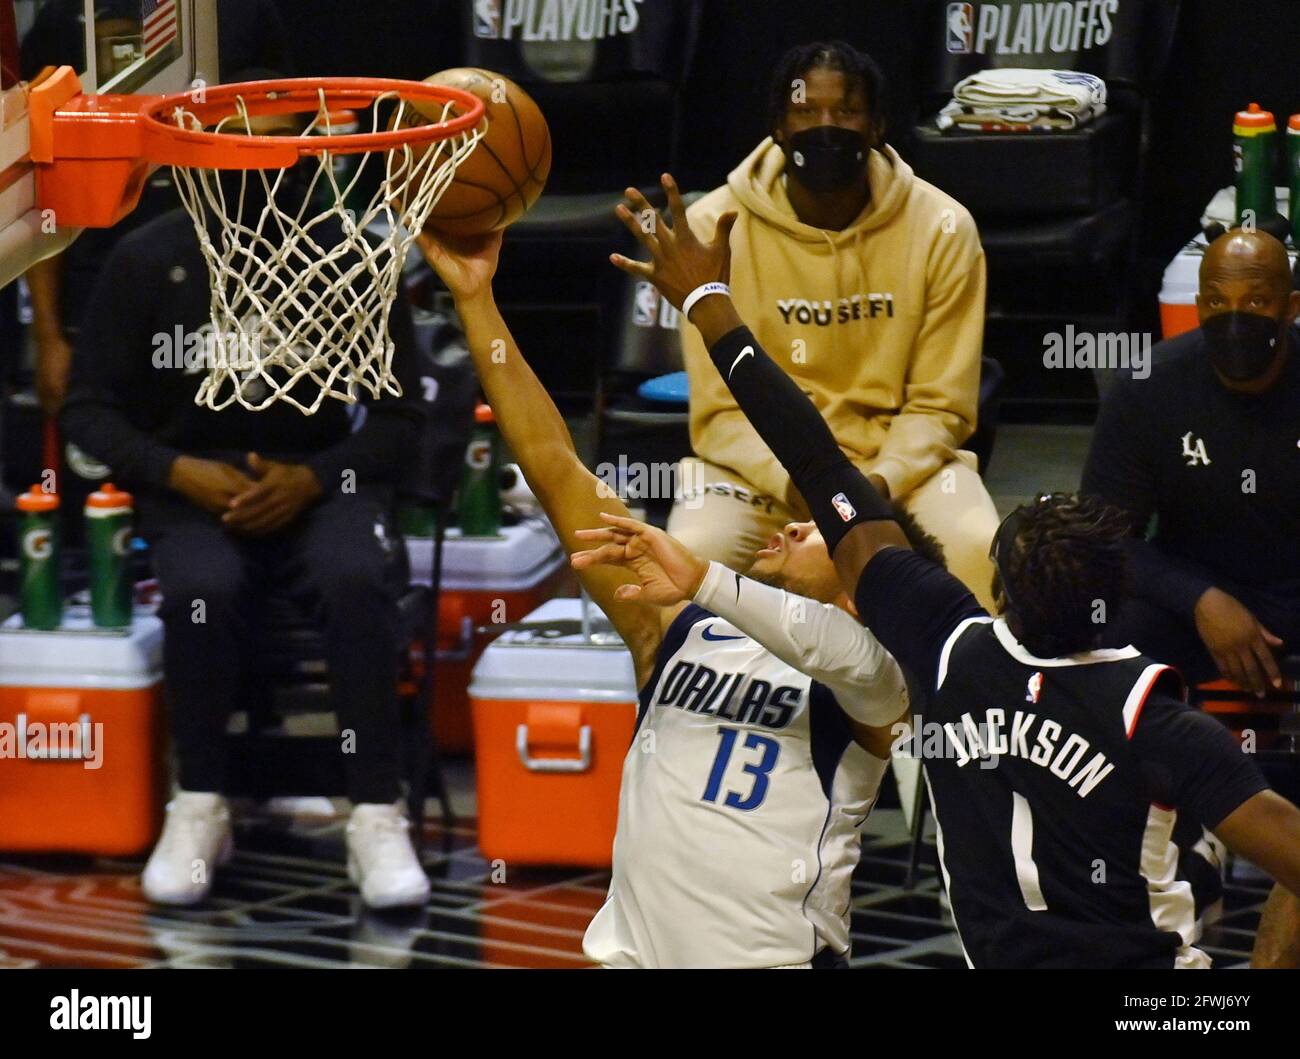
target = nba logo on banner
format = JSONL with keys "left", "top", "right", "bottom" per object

{"left": 633, "top": 282, "right": 659, "bottom": 327}
{"left": 831, "top": 492, "right": 856, "bottom": 522}
{"left": 946, "top": 2, "right": 974, "bottom": 53}
{"left": 473, "top": 0, "right": 502, "bottom": 38}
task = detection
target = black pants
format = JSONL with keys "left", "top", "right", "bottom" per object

{"left": 143, "top": 486, "right": 404, "bottom": 804}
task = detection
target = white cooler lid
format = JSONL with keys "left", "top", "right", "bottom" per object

{"left": 0, "top": 609, "right": 164, "bottom": 689}
{"left": 469, "top": 597, "right": 637, "bottom": 703}
{"left": 407, "top": 518, "right": 565, "bottom": 591}
{"left": 1164, "top": 187, "right": 1298, "bottom": 305}
{"left": 1158, "top": 237, "right": 1205, "bottom": 305}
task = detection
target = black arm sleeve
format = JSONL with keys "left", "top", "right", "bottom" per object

{"left": 703, "top": 325, "right": 982, "bottom": 688}
{"left": 60, "top": 242, "right": 184, "bottom": 490}
{"left": 304, "top": 292, "right": 425, "bottom": 490}
{"left": 1081, "top": 379, "right": 1210, "bottom": 617}
{"left": 705, "top": 325, "right": 895, "bottom": 553}
{"left": 1130, "top": 696, "right": 1270, "bottom": 829}
{"left": 854, "top": 547, "right": 986, "bottom": 696}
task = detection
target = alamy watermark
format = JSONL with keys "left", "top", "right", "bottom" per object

{"left": 0, "top": 713, "right": 103, "bottom": 769}
{"left": 594, "top": 455, "right": 708, "bottom": 508}
{"left": 151, "top": 324, "right": 266, "bottom": 374}
{"left": 1042, "top": 325, "right": 1151, "bottom": 380}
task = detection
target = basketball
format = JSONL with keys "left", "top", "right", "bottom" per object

{"left": 397, "top": 67, "right": 551, "bottom": 236}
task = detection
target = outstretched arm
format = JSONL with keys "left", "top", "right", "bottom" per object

{"left": 612, "top": 177, "right": 909, "bottom": 590}
{"left": 572, "top": 512, "right": 910, "bottom": 757}
{"left": 611, "top": 176, "right": 983, "bottom": 691}
{"left": 417, "top": 231, "right": 667, "bottom": 687}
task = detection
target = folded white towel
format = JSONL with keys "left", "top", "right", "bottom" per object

{"left": 951, "top": 68, "right": 1107, "bottom": 114}
{"left": 936, "top": 98, "right": 1105, "bottom": 132}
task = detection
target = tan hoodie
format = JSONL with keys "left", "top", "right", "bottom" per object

{"left": 681, "top": 138, "right": 986, "bottom": 508}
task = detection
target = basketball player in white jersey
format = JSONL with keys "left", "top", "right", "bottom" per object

{"left": 416, "top": 229, "right": 931, "bottom": 968}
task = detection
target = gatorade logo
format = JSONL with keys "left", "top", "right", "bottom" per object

{"left": 945, "top": 0, "right": 1118, "bottom": 55}
{"left": 65, "top": 443, "right": 110, "bottom": 481}
{"left": 465, "top": 439, "right": 493, "bottom": 472}
{"left": 22, "top": 529, "right": 52, "bottom": 561}
{"left": 112, "top": 527, "right": 132, "bottom": 557}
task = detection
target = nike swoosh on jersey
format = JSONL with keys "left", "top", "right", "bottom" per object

{"left": 728, "top": 345, "right": 754, "bottom": 378}
{"left": 700, "top": 625, "right": 745, "bottom": 642}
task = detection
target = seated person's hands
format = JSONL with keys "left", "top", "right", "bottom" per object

{"left": 1194, "top": 586, "right": 1284, "bottom": 697}
{"left": 571, "top": 511, "right": 708, "bottom": 606}
{"left": 221, "top": 453, "right": 323, "bottom": 536}
{"left": 168, "top": 455, "right": 256, "bottom": 516}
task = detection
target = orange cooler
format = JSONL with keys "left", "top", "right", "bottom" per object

{"left": 407, "top": 520, "right": 572, "bottom": 752}
{"left": 470, "top": 597, "right": 637, "bottom": 867}
{"left": 1158, "top": 238, "right": 1203, "bottom": 339}
{"left": 0, "top": 611, "right": 166, "bottom": 855}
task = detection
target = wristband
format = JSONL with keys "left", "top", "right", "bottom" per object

{"left": 682, "top": 281, "right": 731, "bottom": 321}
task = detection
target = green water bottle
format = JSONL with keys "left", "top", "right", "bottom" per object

{"left": 1234, "top": 102, "right": 1278, "bottom": 227}
{"left": 86, "top": 483, "right": 134, "bottom": 628}
{"left": 17, "top": 485, "right": 62, "bottom": 630}
{"left": 397, "top": 502, "right": 440, "bottom": 538}
{"left": 457, "top": 403, "right": 502, "bottom": 537}
{"left": 1287, "top": 114, "right": 1300, "bottom": 245}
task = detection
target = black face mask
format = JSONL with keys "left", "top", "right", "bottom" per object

{"left": 1202, "top": 310, "right": 1286, "bottom": 382}
{"left": 781, "top": 125, "right": 869, "bottom": 193}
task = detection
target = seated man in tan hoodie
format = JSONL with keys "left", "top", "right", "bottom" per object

{"left": 669, "top": 40, "right": 1000, "bottom": 611}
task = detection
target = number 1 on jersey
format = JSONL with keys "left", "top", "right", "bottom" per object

{"left": 702, "top": 726, "right": 780, "bottom": 811}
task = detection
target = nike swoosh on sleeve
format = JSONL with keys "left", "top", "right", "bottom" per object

{"left": 728, "top": 345, "right": 754, "bottom": 378}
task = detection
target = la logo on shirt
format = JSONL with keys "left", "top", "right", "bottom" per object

{"left": 1180, "top": 431, "right": 1211, "bottom": 467}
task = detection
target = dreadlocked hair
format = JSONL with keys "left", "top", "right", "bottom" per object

{"left": 1001, "top": 493, "right": 1131, "bottom": 659}
{"left": 767, "top": 40, "right": 887, "bottom": 132}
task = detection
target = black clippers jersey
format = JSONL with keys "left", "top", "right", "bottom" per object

{"left": 920, "top": 616, "right": 1206, "bottom": 969}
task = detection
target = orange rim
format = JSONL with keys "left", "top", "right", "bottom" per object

{"left": 140, "top": 76, "right": 486, "bottom": 162}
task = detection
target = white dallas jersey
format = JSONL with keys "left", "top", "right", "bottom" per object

{"left": 583, "top": 597, "right": 898, "bottom": 969}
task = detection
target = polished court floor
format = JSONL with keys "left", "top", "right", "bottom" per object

{"left": 0, "top": 801, "right": 1270, "bottom": 970}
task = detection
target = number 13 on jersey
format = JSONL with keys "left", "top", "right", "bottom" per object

{"left": 701, "top": 726, "right": 780, "bottom": 811}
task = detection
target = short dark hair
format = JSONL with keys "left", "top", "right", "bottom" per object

{"left": 996, "top": 493, "right": 1131, "bottom": 658}
{"left": 767, "top": 40, "right": 886, "bottom": 132}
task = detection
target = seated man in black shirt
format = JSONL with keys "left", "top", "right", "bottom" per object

{"left": 602, "top": 175, "right": 1300, "bottom": 967}
{"left": 1082, "top": 229, "right": 1300, "bottom": 697}
{"left": 61, "top": 111, "right": 429, "bottom": 911}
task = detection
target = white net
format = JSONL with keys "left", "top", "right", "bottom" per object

{"left": 168, "top": 89, "right": 482, "bottom": 414}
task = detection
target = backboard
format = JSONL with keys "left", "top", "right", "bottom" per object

{"left": 0, "top": 0, "right": 218, "bottom": 288}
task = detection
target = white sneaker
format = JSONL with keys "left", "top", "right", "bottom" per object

{"left": 141, "top": 791, "right": 233, "bottom": 906}
{"left": 346, "top": 803, "right": 431, "bottom": 910}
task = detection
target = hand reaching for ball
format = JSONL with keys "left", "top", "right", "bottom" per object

{"left": 416, "top": 228, "right": 503, "bottom": 303}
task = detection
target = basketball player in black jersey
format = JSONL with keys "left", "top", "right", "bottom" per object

{"left": 608, "top": 174, "right": 1300, "bottom": 968}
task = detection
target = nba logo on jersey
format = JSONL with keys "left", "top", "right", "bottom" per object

{"left": 946, "top": 3, "right": 974, "bottom": 53}
{"left": 473, "top": 0, "right": 502, "bottom": 38}
{"left": 831, "top": 492, "right": 856, "bottom": 522}
{"left": 1026, "top": 671, "right": 1044, "bottom": 704}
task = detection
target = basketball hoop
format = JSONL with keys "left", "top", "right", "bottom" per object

{"left": 29, "top": 69, "right": 486, "bottom": 413}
